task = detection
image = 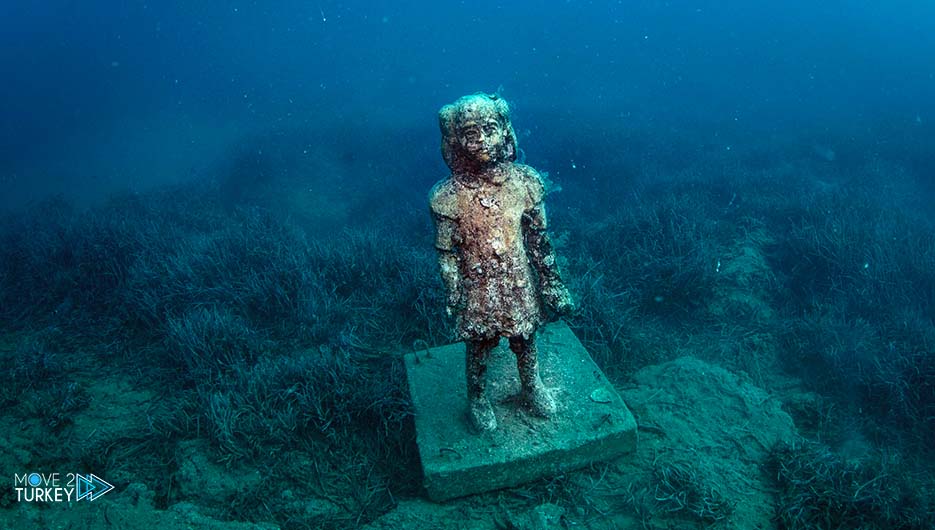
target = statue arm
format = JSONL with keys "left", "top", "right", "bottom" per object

{"left": 524, "top": 198, "right": 575, "bottom": 318}
{"left": 433, "top": 213, "right": 463, "bottom": 316}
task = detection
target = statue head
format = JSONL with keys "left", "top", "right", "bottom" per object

{"left": 439, "top": 93, "right": 518, "bottom": 173}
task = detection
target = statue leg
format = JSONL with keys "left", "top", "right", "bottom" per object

{"left": 509, "top": 335, "right": 556, "bottom": 417}
{"left": 466, "top": 337, "right": 499, "bottom": 431}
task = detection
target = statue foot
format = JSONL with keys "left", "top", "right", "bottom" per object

{"left": 468, "top": 395, "right": 498, "bottom": 432}
{"left": 522, "top": 382, "right": 556, "bottom": 418}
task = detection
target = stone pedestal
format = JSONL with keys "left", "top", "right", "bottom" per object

{"left": 404, "top": 321, "right": 636, "bottom": 502}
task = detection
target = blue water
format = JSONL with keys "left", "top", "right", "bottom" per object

{"left": 3, "top": 3, "right": 935, "bottom": 527}
{"left": 2, "top": 0, "right": 933, "bottom": 209}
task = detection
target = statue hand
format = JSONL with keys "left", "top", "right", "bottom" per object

{"left": 553, "top": 296, "right": 576, "bottom": 317}
{"left": 445, "top": 291, "right": 464, "bottom": 317}
{"left": 542, "top": 282, "right": 575, "bottom": 320}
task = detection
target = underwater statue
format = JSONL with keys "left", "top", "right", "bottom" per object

{"left": 429, "top": 93, "right": 575, "bottom": 432}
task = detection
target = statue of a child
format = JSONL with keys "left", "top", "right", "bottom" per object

{"left": 429, "top": 93, "right": 575, "bottom": 432}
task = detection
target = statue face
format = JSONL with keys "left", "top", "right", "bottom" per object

{"left": 456, "top": 116, "right": 505, "bottom": 164}
{"left": 439, "top": 93, "right": 516, "bottom": 172}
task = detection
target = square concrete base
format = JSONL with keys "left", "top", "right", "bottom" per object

{"left": 404, "top": 321, "right": 636, "bottom": 502}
